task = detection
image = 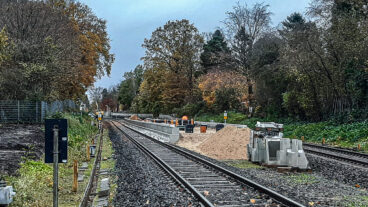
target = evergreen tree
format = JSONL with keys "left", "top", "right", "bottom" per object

{"left": 199, "top": 30, "right": 232, "bottom": 74}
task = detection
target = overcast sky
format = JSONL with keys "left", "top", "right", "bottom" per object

{"left": 80, "top": 0, "right": 312, "bottom": 89}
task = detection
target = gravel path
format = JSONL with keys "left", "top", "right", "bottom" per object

{"left": 174, "top": 145, "right": 368, "bottom": 207}
{"left": 108, "top": 123, "right": 200, "bottom": 207}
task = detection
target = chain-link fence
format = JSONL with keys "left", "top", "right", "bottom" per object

{"left": 0, "top": 100, "right": 77, "bottom": 123}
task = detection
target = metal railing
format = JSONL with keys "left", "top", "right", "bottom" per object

{"left": 0, "top": 100, "right": 77, "bottom": 123}
{"left": 0, "top": 100, "right": 43, "bottom": 123}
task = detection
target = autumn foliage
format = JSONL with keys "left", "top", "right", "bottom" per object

{"left": 0, "top": 0, "right": 114, "bottom": 101}
{"left": 198, "top": 71, "right": 249, "bottom": 108}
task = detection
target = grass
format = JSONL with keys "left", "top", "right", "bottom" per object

{"left": 343, "top": 196, "right": 368, "bottom": 207}
{"left": 5, "top": 112, "right": 99, "bottom": 207}
{"left": 225, "top": 160, "right": 264, "bottom": 169}
{"left": 196, "top": 112, "right": 368, "bottom": 152}
{"left": 287, "top": 173, "right": 319, "bottom": 185}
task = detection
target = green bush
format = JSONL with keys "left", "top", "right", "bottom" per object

{"left": 196, "top": 112, "right": 368, "bottom": 151}
{"left": 7, "top": 113, "right": 98, "bottom": 207}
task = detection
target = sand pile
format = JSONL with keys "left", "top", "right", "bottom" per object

{"left": 198, "top": 126, "right": 250, "bottom": 160}
{"left": 130, "top": 114, "right": 139, "bottom": 120}
{"left": 176, "top": 127, "right": 216, "bottom": 153}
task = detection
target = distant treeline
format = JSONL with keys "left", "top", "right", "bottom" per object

{"left": 0, "top": 0, "right": 114, "bottom": 102}
{"left": 114, "top": 0, "right": 368, "bottom": 121}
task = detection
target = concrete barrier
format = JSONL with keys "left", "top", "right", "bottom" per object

{"left": 194, "top": 121, "right": 247, "bottom": 129}
{"left": 123, "top": 119, "right": 179, "bottom": 143}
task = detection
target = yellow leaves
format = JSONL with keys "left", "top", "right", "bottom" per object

{"left": 198, "top": 71, "right": 249, "bottom": 107}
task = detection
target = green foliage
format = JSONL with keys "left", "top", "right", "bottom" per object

{"left": 287, "top": 173, "right": 319, "bottom": 185}
{"left": 173, "top": 102, "right": 205, "bottom": 117}
{"left": 199, "top": 30, "right": 232, "bottom": 74}
{"left": 197, "top": 111, "right": 368, "bottom": 151}
{"left": 213, "top": 87, "right": 241, "bottom": 113}
{"left": 284, "top": 121, "right": 368, "bottom": 150}
{"left": 118, "top": 65, "right": 143, "bottom": 109}
{"left": 6, "top": 113, "right": 98, "bottom": 207}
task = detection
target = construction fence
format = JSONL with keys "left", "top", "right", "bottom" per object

{"left": 0, "top": 100, "right": 77, "bottom": 123}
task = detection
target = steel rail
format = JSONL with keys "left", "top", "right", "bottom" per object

{"left": 117, "top": 119, "right": 306, "bottom": 207}
{"left": 110, "top": 121, "right": 215, "bottom": 207}
{"left": 79, "top": 130, "right": 104, "bottom": 207}
{"left": 303, "top": 143, "right": 368, "bottom": 159}
{"left": 303, "top": 147, "right": 368, "bottom": 167}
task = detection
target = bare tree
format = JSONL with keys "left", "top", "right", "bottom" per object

{"left": 223, "top": 2, "right": 272, "bottom": 74}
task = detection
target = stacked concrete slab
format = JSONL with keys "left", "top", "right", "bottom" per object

{"left": 123, "top": 119, "right": 180, "bottom": 143}
{"left": 247, "top": 122, "right": 309, "bottom": 169}
{"left": 194, "top": 121, "right": 247, "bottom": 129}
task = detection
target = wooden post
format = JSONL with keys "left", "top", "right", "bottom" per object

{"left": 322, "top": 137, "right": 326, "bottom": 145}
{"left": 301, "top": 136, "right": 304, "bottom": 142}
{"left": 175, "top": 119, "right": 178, "bottom": 127}
{"left": 86, "top": 144, "right": 90, "bottom": 161}
{"left": 358, "top": 144, "right": 361, "bottom": 151}
{"left": 72, "top": 160, "right": 78, "bottom": 192}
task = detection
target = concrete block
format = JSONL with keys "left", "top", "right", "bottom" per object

{"left": 98, "top": 178, "right": 110, "bottom": 197}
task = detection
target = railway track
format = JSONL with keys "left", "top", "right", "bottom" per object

{"left": 111, "top": 120, "right": 305, "bottom": 207}
{"left": 303, "top": 143, "right": 368, "bottom": 168}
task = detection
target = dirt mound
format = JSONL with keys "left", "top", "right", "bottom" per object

{"left": 0, "top": 124, "right": 44, "bottom": 175}
{"left": 130, "top": 114, "right": 139, "bottom": 120}
{"left": 199, "top": 126, "right": 250, "bottom": 160}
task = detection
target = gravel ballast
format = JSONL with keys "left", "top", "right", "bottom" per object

{"left": 108, "top": 123, "right": 200, "bottom": 206}
{"left": 174, "top": 145, "right": 368, "bottom": 207}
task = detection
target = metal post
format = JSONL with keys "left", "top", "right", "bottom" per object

{"left": 53, "top": 126, "right": 59, "bottom": 207}
{"left": 17, "top": 101, "right": 20, "bottom": 122}
{"left": 36, "top": 102, "right": 38, "bottom": 123}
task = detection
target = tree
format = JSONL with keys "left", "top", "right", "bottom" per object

{"left": 118, "top": 65, "right": 144, "bottom": 110}
{"left": 0, "top": 0, "right": 114, "bottom": 101}
{"left": 138, "top": 19, "right": 203, "bottom": 113}
{"left": 199, "top": 30, "right": 232, "bottom": 74}
{"left": 197, "top": 70, "right": 249, "bottom": 113}
{"left": 224, "top": 2, "right": 272, "bottom": 75}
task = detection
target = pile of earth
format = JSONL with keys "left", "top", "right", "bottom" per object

{"left": 0, "top": 124, "right": 44, "bottom": 175}
{"left": 199, "top": 126, "right": 250, "bottom": 160}
{"left": 177, "top": 126, "right": 250, "bottom": 160}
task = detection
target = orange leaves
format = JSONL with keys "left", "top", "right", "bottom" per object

{"left": 197, "top": 70, "right": 249, "bottom": 107}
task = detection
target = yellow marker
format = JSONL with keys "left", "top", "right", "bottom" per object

{"left": 301, "top": 136, "right": 305, "bottom": 142}
{"left": 322, "top": 137, "right": 326, "bottom": 145}
{"left": 358, "top": 144, "right": 361, "bottom": 151}
{"left": 175, "top": 119, "right": 178, "bottom": 126}
{"left": 171, "top": 120, "right": 174, "bottom": 125}
{"left": 191, "top": 119, "right": 194, "bottom": 125}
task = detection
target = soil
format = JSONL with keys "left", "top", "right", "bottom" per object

{"left": 176, "top": 126, "right": 250, "bottom": 160}
{"left": 0, "top": 124, "right": 44, "bottom": 175}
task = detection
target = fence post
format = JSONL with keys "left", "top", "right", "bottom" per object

{"left": 17, "top": 100, "right": 20, "bottom": 122}
{"left": 36, "top": 102, "right": 39, "bottom": 123}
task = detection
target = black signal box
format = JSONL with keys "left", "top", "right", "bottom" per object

{"left": 45, "top": 119, "right": 68, "bottom": 163}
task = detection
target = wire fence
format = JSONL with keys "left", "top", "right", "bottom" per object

{"left": 0, "top": 100, "right": 77, "bottom": 123}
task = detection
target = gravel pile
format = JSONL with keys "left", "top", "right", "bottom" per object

{"left": 108, "top": 123, "right": 200, "bottom": 207}
{"left": 174, "top": 145, "right": 368, "bottom": 207}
